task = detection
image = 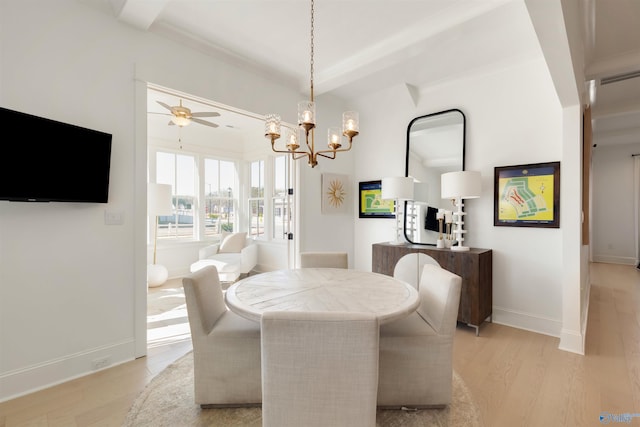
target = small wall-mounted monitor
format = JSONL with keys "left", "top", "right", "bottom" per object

{"left": 0, "top": 107, "right": 112, "bottom": 203}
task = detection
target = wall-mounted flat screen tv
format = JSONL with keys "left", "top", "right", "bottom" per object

{"left": 0, "top": 107, "right": 112, "bottom": 203}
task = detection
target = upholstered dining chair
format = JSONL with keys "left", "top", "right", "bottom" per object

{"left": 392, "top": 252, "right": 440, "bottom": 289}
{"left": 261, "top": 311, "right": 379, "bottom": 427}
{"left": 377, "top": 263, "right": 462, "bottom": 408}
{"left": 299, "top": 251, "right": 348, "bottom": 268}
{"left": 182, "top": 265, "right": 262, "bottom": 407}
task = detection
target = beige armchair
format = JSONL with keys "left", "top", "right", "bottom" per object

{"left": 261, "top": 311, "right": 379, "bottom": 427}
{"left": 182, "top": 265, "right": 262, "bottom": 407}
{"left": 300, "top": 251, "right": 348, "bottom": 268}
{"left": 190, "top": 232, "right": 257, "bottom": 283}
{"left": 377, "top": 263, "right": 462, "bottom": 408}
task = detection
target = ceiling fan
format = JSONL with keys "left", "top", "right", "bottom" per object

{"left": 154, "top": 99, "right": 220, "bottom": 128}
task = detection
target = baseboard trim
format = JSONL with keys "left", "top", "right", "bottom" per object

{"left": 592, "top": 255, "right": 636, "bottom": 265}
{"left": 0, "top": 340, "right": 135, "bottom": 403}
{"left": 559, "top": 328, "right": 585, "bottom": 355}
{"left": 492, "top": 306, "right": 562, "bottom": 338}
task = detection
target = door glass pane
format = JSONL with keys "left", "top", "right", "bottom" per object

{"left": 249, "top": 160, "right": 264, "bottom": 238}
{"left": 204, "top": 159, "right": 220, "bottom": 237}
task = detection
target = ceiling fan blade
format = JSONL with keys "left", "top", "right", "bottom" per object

{"left": 168, "top": 121, "right": 175, "bottom": 126}
{"left": 157, "top": 101, "right": 173, "bottom": 111}
{"left": 192, "top": 117, "right": 219, "bottom": 128}
{"left": 148, "top": 111, "right": 171, "bottom": 116}
{"left": 191, "top": 111, "right": 221, "bottom": 118}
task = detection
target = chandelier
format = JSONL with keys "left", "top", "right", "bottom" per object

{"left": 264, "top": 0, "right": 359, "bottom": 168}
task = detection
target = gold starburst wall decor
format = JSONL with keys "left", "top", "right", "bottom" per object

{"left": 321, "top": 173, "right": 350, "bottom": 214}
{"left": 327, "top": 179, "right": 346, "bottom": 207}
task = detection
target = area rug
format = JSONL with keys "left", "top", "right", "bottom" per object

{"left": 123, "top": 351, "right": 481, "bottom": 426}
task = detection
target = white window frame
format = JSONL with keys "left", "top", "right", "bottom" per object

{"left": 247, "top": 154, "right": 291, "bottom": 243}
{"left": 148, "top": 146, "right": 240, "bottom": 244}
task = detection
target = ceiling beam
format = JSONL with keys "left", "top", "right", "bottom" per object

{"left": 114, "top": 0, "right": 169, "bottom": 30}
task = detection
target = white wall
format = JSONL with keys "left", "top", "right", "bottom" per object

{"left": 353, "top": 57, "right": 567, "bottom": 336}
{"left": 296, "top": 92, "right": 356, "bottom": 268}
{"left": 0, "top": 0, "right": 352, "bottom": 401}
{"left": 591, "top": 142, "right": 640, "bottom": 264}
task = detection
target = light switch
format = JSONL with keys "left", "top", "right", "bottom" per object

{"left": 104, "top": 210, "right": 124, "bottom": 225}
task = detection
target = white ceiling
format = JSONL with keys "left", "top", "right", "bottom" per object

{"left": 83, "top": 0, "right": 640, "bottom": 148}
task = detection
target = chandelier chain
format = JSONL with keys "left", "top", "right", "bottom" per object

{"left": 310, "top": 0, "right": 314, "bottom": 102}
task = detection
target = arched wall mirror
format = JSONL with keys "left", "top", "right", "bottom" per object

{"left": 403, "top": 109, "right": 465, "bottom": 245}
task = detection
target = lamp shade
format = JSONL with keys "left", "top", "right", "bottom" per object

{"left": 441, "top": 171, "right": 481, "bottom": 199}
{"left": 381, "top": 176, "right": 414, "bottom": 200}
{"left": 148, "top": 183, "right": 174, "bottom": 216}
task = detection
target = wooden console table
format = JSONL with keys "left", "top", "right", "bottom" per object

{"left": 372, "top": 242, "right": 492, "bottom": 335}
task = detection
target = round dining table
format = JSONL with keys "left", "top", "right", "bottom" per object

{"left": 224, "top": 267, "right": 420, "bottom": 324}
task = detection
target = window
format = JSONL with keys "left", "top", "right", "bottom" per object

{"left": 152, "top": 149, "right": 238, "bottom": 241}
{"left": 156, "top": 151, "right": 196, "bottom": 239}
{"left": 204, "top": 159, "right": 236, "bottom": 237}
{"left": 248, "top": 160, "right": 264, "bottom": 238}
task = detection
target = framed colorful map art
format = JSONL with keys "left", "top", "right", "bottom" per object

{"left": 494, "top": 161, "right": 560, "bottom": 228}
{"left": 358, "top": 180, "right": 395, "bottom": 218}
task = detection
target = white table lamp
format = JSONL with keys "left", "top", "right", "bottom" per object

{"left": 148, "top": 183, "right": 174, "bottom": 287}
{"left": 441, "top": 171, "right": 481, "bottom": 251}
{"left": 382, "top": 176, "right": 414, "bottom": 245}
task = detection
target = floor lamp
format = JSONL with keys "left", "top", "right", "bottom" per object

{"left": 441, "top": 171, "right": 481, "bottom": 251}
{"left": 148, "top": 183, "right": 174, "bottom": 287}
{"left": 382, "top": 177, "right": 414, "bottom": 245}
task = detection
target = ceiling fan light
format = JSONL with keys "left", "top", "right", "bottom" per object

{"left": 171, "top": 116, "right": 190, "bottom": 127}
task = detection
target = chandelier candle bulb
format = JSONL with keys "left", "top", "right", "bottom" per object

{"left": 265, "top": 114, "right": 281, "bottom": 138}
{"left": 328, "top": 128, "right": 342, "bottom": 149}
{"left": 345, "top": 119, "right": 355, "bottom": 131}
{"left": 342, "top": 111, "right": 359, "bottom": 139}
{"left": 298, "top": 101, "right": 316, "bottom": 126}
{"left": 287, "top": 130, "right": 299, "bottom": 151}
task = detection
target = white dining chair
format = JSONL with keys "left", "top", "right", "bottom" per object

{"left": 182, "top": 265, "right": 262, "bottom": 407}
{"left": 300, "top": 251, "right": 348, "bottom": 268}
{"left": 261, "top": 310, "right": 379, "bottom": 427}
{"left": 378, "top": 263, "right": 462, "bottom": 408}
{"left": 393, "top": 252, "right": 440, "bottom": 289}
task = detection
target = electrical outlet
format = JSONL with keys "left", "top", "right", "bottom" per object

{"left": 92, "top": 356, "right": 111, "bottom": 370}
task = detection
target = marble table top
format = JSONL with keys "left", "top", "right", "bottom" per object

{"left": 225, "top": 268, "right": 420, "bottom": 324}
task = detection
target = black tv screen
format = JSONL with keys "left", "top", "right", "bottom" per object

{"left": 0, "top": 107, "right": 112, "bottom": 203}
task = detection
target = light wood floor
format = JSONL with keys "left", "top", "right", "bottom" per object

{"left": 1, "top": 262, "right": 638, "bottom": 427}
